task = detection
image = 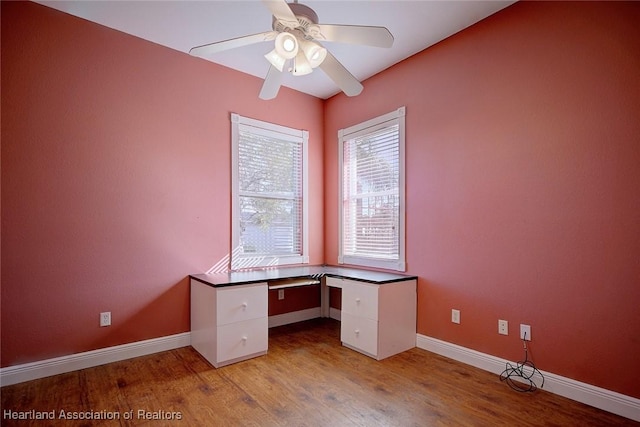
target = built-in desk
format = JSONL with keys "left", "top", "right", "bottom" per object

{"left": 190, "top": 265, "right": 417, "bottom": 367}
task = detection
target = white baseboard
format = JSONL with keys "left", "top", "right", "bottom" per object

{"left": 268, "top": 307, "right": 322, "bottom": 328}
{"left": 1, "top": 308, "right": 324, "bottom": 387}
{"left": 9, "top": 322, "right": 635, "bottom": 422}
{"left": 0, "top": 332, "right": 191, "bottom": 387}
{"left": 416, "top": 334, "right": 640, "bottom": 422}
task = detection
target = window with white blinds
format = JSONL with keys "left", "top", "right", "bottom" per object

{"left": 338, "top": 107, "right": 406, "bottom": 271}
{"left": 231, "top": 113, "right": 309, "bottom": 270}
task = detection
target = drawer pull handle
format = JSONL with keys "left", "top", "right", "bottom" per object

{"left": 355, "top": 329, "right": 360, "bottom": 335}
{"left": 241, "top": 302, "right": 248, "bottom": 310}
{"left": 241, "top": 336, "right": 248, "bottom": 343}
{"left": 355, "top": 298, "right": 361, "bottom": 304}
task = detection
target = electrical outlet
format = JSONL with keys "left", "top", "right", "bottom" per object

{"left": 498, "top": 319, "right": 508, "bottom": 335}
{"left": 278, "top": 289, "right": 285, "bottom": 300}
{"left": 451, "top": 309, "right": 460, "bottom": 324}
{"left": 100, "top": 312, "right": 111, "bottom": 327}
{"left": 520, "top": 324, "right": 531, "bottom": 341}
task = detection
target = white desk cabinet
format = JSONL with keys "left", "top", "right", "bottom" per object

{"left": 190, "top": 267, "right": 417, "bottom": 367}
{"left": 190, "top": 279, "right": 268, "bottom": 368}
{"left": 327, "top": 277, "right": 417, "bottom": 360}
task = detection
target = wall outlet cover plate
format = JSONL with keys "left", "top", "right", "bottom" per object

{"left": 520, "top": 324, "right": 531, "bottom": 341}
{"left": 451, "top": 309, "right": 460, "bottom": 324}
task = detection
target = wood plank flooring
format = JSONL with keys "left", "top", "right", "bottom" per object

{"left": 1, "top": 318, "right": 636, "bottom": 426}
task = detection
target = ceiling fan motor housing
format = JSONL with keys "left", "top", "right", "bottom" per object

{"left": 272, "top": 2, "right": 319, "bottom": 35}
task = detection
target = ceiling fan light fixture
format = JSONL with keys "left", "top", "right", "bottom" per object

{"left": 301, "top": 40, "right": 327, "bottom": 68}
{"left": 274, "top": 32, "right": 299, "bottom": 59}
{"left": 264, "top": 49, "right": 286, "bottom": 72}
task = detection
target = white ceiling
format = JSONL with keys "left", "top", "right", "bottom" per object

{"left": 37, "top": 0, "right": 515, "bottom": 99}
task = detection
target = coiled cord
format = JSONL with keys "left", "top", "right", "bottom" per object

{"left": 499, "top": 332, "right": 544, "bottom": 392}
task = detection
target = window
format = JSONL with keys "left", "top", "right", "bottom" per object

{"left": 231, "top": 113, "right": 309, "bottom": 270}
{"left": 338, "top": 107, "right": 406, "bottom": 271}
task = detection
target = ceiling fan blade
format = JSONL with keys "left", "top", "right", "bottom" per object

{"left": 259, "top": 66, "right": 283, "bottom": 100}
{"left": 261, "top": 0, "right": 299, "bottom": 27}
{"left": 319, "top": 51, "right": 363, "bottom": 97}
{"left": 190, "top": 31, "right": 276, "bottom": 57}
{"left": 314, "top": 24, "right": 394, "bottom": 48}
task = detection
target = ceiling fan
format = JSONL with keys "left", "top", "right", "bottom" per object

{"left": 189, "top": 0, "right": 394, "bottom": 100}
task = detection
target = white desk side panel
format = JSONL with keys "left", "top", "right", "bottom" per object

{"left": 377, "top": 279, "right": 417, "bottom": 360}
{"left": 190, "top": 279, "right": 219, "bottom": 366}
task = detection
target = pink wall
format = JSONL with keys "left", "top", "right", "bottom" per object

{"left": 325, "top": 1, "right": 640, "bottom": 398}
{"left": 1, "top": 2, "right": 324, "bottom": 366}
{"left": 3, "top": 0, "right": 640, "bottom": 402}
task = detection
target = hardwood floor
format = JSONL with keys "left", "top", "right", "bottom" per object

{"left": 1, "top": 318, "right": 635, "bottom": 426}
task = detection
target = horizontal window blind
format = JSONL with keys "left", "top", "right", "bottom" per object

{"left": 231, "top": 113, "right": 308, "bottom": 271}
{"left": 339, "top": 107, "right": 405, "bottom": 271}
{"left": 238, "top": 130, "right": 302, "bottom": 256}
{"left": 343, "top": 124, "right": 400, "bottom": 260}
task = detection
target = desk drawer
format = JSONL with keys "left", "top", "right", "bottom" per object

{"left": 217, "top": 317, "right": 268, "bottom": 363}
{"left": 216, "top": 283, "right": 267, "bottom": 326}
{"left": 341, "top": 281, "right": 378, "bottom": 320}
{"left": 341, "top": 312, "right": 378, "bottom": 357}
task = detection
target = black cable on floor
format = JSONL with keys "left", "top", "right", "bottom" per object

{"left": 499, "top": 332, "right": 544, "bottom": 392}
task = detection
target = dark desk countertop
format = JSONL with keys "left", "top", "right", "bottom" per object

{"left": 190, "top": 265, "right": 417, "bottom": 288}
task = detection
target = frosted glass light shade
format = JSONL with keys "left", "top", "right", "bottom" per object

{"left": 301, "top": 40, "right": 327, "bottom": 68}
{"left": 275, "top": 32, "right": 299, "bottom": 59}
{"left": 264, "top": 49, "right": 286, "bottom": 72}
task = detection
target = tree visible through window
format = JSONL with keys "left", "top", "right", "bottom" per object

{"left": 339, "top": 107, "right": 406, "bottom": 271}
{"left": 231, "top": 113, "right": 309, "bottom": 270}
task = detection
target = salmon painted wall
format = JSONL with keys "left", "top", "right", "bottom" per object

{"left": 324, "top": 1, "right": 640, "bottom": 398}
{"left": 1, "top": 1, "right": 324, "bottom": 367}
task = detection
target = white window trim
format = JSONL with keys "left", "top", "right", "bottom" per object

{"left": 338, "top": 107, "right": 406, "bottom": 271}
{"left": 231, "top": 113, "right": 309, "bottom": 270}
